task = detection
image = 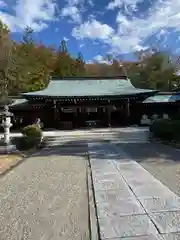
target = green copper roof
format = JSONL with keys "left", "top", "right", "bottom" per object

{"left": 143, "top": 94, "right": 180, "bottom": 103}
{"left": 22, "top": 77, "right": 156, "bottom": 98}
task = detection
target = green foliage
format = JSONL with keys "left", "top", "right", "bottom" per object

{"left": 15, "top": 124, "right": 43, "bottom": 150}
{"left": 129, "top": 52, "right": 180, "bottom": 91}
{"left": 22, "top": 26, "right": 34, "bottom": 45}
{"left": 151, "top": 119, "right": 180, "bottom": 141}
{"left": 0, "top": 19, "right": 180, "bottom": 95}
{"left": 21, "top": 124, "right": 42, "bottom": 138}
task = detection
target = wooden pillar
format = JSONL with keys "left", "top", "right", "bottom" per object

{"left": 53, "top": 99, "right": 57, "bottom": 127}
{"left": 74, "top": 99, "right": 77, "bottom": 128}
{"left": 107, "top": 107, "right": 111, "bottom": 127}
{"left": 127, "top": 99, "right": 130, "bottom": 116}
{"left": 107, "top": 100, "right": 111, "bottom": 127}
{"left": 126, "top": 99, "right": 130, "bottom": 125}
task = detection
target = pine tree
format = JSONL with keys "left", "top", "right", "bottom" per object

{"left": 22, "top": 26, "right": 34, "bottom": 45}
{"left": 59, "top": 40, "right": 68, "bottom": 53}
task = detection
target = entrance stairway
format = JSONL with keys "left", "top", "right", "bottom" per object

{"left": 43, "top": 127, "right": 149, "bottom": 147}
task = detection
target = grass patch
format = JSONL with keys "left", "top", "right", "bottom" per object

{"left": 0, "top": 153, "right": 23, "bottom": 174}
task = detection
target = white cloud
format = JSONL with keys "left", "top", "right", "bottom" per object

{"left": 133, "top": 45, "right": 148, "bottom": 52}
{"left": 61, "top": 5, "right": 81, "bottom": 23}
{"left": 61, "top": 0, "right": 83, "bottom": 23}
{"left": 63, "top": 37, "right": 69, "bottom": 41}
{"left": 72, "top": 19, "right": 114, "bottom": 40}
{"left": 0, "top": 0, "right": 56, "bottom": 32}
{"left": 73, "top": 0, "right": 180, "bottom": 54}
{"left": 88, "top": 0, "right": 94, "bottom": 7}
{"left": 0, "top": 0, "right": 6, "bottom": 7}
{"left": 79, "top": 43, "right": 84, "bottom": 48}
{"left": 107, "top": 0, "right": 143, "bottom": 11}
{"left": 93, "top": 55, "right": 112, "bottom": 65}
{"left": 93, "top": 55, "right": 103, "bottom": 61}
{"left": 66, "top": 0, "right": 82, "bottom": 4}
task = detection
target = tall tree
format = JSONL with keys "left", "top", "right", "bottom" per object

{"left": 22, "top": 26, "right": 34, "bottom": 45}
{"left": 59, "top": 40, "right": 68, "bottom": 53}
{"left": 0, "top": 20, "right": 14, "bottom": 104}
{"left": 75, "top": 52, "right": 85, "bottom": 76}
{"left": 53, "top": 41, "right": 76, "bottom": 77}
{"left": 129, "top": 51, "right": 180, "bottom": 90}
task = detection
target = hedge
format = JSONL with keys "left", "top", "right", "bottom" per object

{"left": 150, "top": 119, "right": 180, "bottom": 141}
{"left": 15, "top": 124, "right": 43, "bottom": 150}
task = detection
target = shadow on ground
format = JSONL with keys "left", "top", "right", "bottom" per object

{"left": 33, "top": 134, "right": 180, "bottom": 164}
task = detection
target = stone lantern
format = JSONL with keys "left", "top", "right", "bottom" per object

{"left": 0, "top": 105, "right": 15, "bottom": 153}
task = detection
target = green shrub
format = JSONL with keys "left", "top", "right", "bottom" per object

{"left": 15, "top": 124, "right": 43, "bottom": 150}
{"left": 151, "top": 119, "right": 180, "bottom": 141}
{"left": 21, "top": 124, "right": 42, "bottom": 138}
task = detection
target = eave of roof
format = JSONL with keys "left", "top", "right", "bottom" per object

{"left": 22, "top": 77, "right": 157, "bottom": 99}
{"left": 143, "top": 93, "right": 180, "bottom": 103}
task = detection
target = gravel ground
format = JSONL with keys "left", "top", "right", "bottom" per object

{"left": 0, "top": 146, "right": 89, "bottom": 240}
{"left": 117, "top": 142, "right": 180, "bottom": 197}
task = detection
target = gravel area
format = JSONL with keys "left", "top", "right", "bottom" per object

{"left": 117, "top": 142, "right": 180, "bottom": 197}
{"left": 0, "top": 146, "right": 89, "bottom": 240}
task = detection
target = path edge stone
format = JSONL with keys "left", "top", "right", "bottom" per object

{"left": 87, "top": 153, "right": 100, "bottom": 240}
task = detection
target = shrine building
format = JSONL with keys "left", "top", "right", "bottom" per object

{"left": 8, "top": 76, "right": 180, "bottom": 130}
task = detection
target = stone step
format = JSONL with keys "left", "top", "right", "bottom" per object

{"left": 45, "top": 135, "right": 148, "bottom": 141}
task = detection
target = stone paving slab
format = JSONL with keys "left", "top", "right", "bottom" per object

{"left": 162, "top": 233, "right": 180, "bottom": 240}
{"left": 88, "top": 142, "right": 180, "bottom": 240}
{"left": 97, "top": 198, "right": 145, "bottom": 218}
{"left": 140, "top": 196, "right": 180, "bottom": 213}
{"left": 110, "top": 235, "right": 164, "bottom": 240}
{"left": 95, "top": 189, "right": 135, "bottom": 203}
{"left": 150, "top": 211, "right": 180, "bottom": 234}
{"left": 132, "top": 183, "right": 175, "bottom": 198}
{"left": 126, "top": 176, "right": 160, "bottom": 189}
{"left": 94, "top": 179, "right": 128, "bottom": 191}
{"left": 99, "top": 215, "right": 158, "bottom": 239}
{"left": 118, "top": 142, "right": 180, "bottom": 198}
{"left": 92, "top": 173, "right": 121, "bottom": 183}
{"left": 114, "top": 162, "right": 158, "bottom": 182}
{"left": 92, "top": 167, "right": 118, "bottom": 176}
{"left": 91, "top": 162, "right": 116, "bottom": 171}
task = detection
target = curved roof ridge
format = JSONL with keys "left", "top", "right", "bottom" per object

{"left": 22, "top": 77, "right": 157, "bottom": 98}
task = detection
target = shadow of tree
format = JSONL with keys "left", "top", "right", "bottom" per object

{"left": 34, "top": 133, "right": 180, "bottom": 165}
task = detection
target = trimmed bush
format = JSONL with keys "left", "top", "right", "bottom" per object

{"left": 21, "top": 124, "right": 42, "bottom": 138}
{"left": 15, "top": 124, "right": 43, "bottom": 150}
{"left": 151, "top": 119, "right": 180, "bottom": 141}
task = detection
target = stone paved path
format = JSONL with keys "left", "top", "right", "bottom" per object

{"left": 88, "top": 142, "right": 180, "bottom": 240}
{"left": 0, "top": 146, "right": 89, "bottom": 240}
{"left": 118, "top": 142, "right": 180, "bottom": 198}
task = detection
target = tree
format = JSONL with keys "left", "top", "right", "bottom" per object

{"left": 0, "top": 20, "right": 14, "bottom": 104}
{"left": 75, "top": 52, "right": 85, "bottom": 76}
{"left": 22, "top": 26, "right": 34, "bottom": 45}
{"left": 59, "top": 40, "right": 68, "bottom": 53}
{"left": 129, "top": 51, "right": 180, "bottom": 91}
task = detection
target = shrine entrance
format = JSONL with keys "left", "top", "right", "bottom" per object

{"left": 76, "top": 107, "right": 107, "bottom": 128}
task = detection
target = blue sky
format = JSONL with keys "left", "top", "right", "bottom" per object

{"left": 1, "top": 0, "right": 180, "bottom": 62}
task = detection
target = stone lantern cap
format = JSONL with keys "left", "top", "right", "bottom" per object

{"left": 0, "top": 106, "right": 13, "bottom": 118}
